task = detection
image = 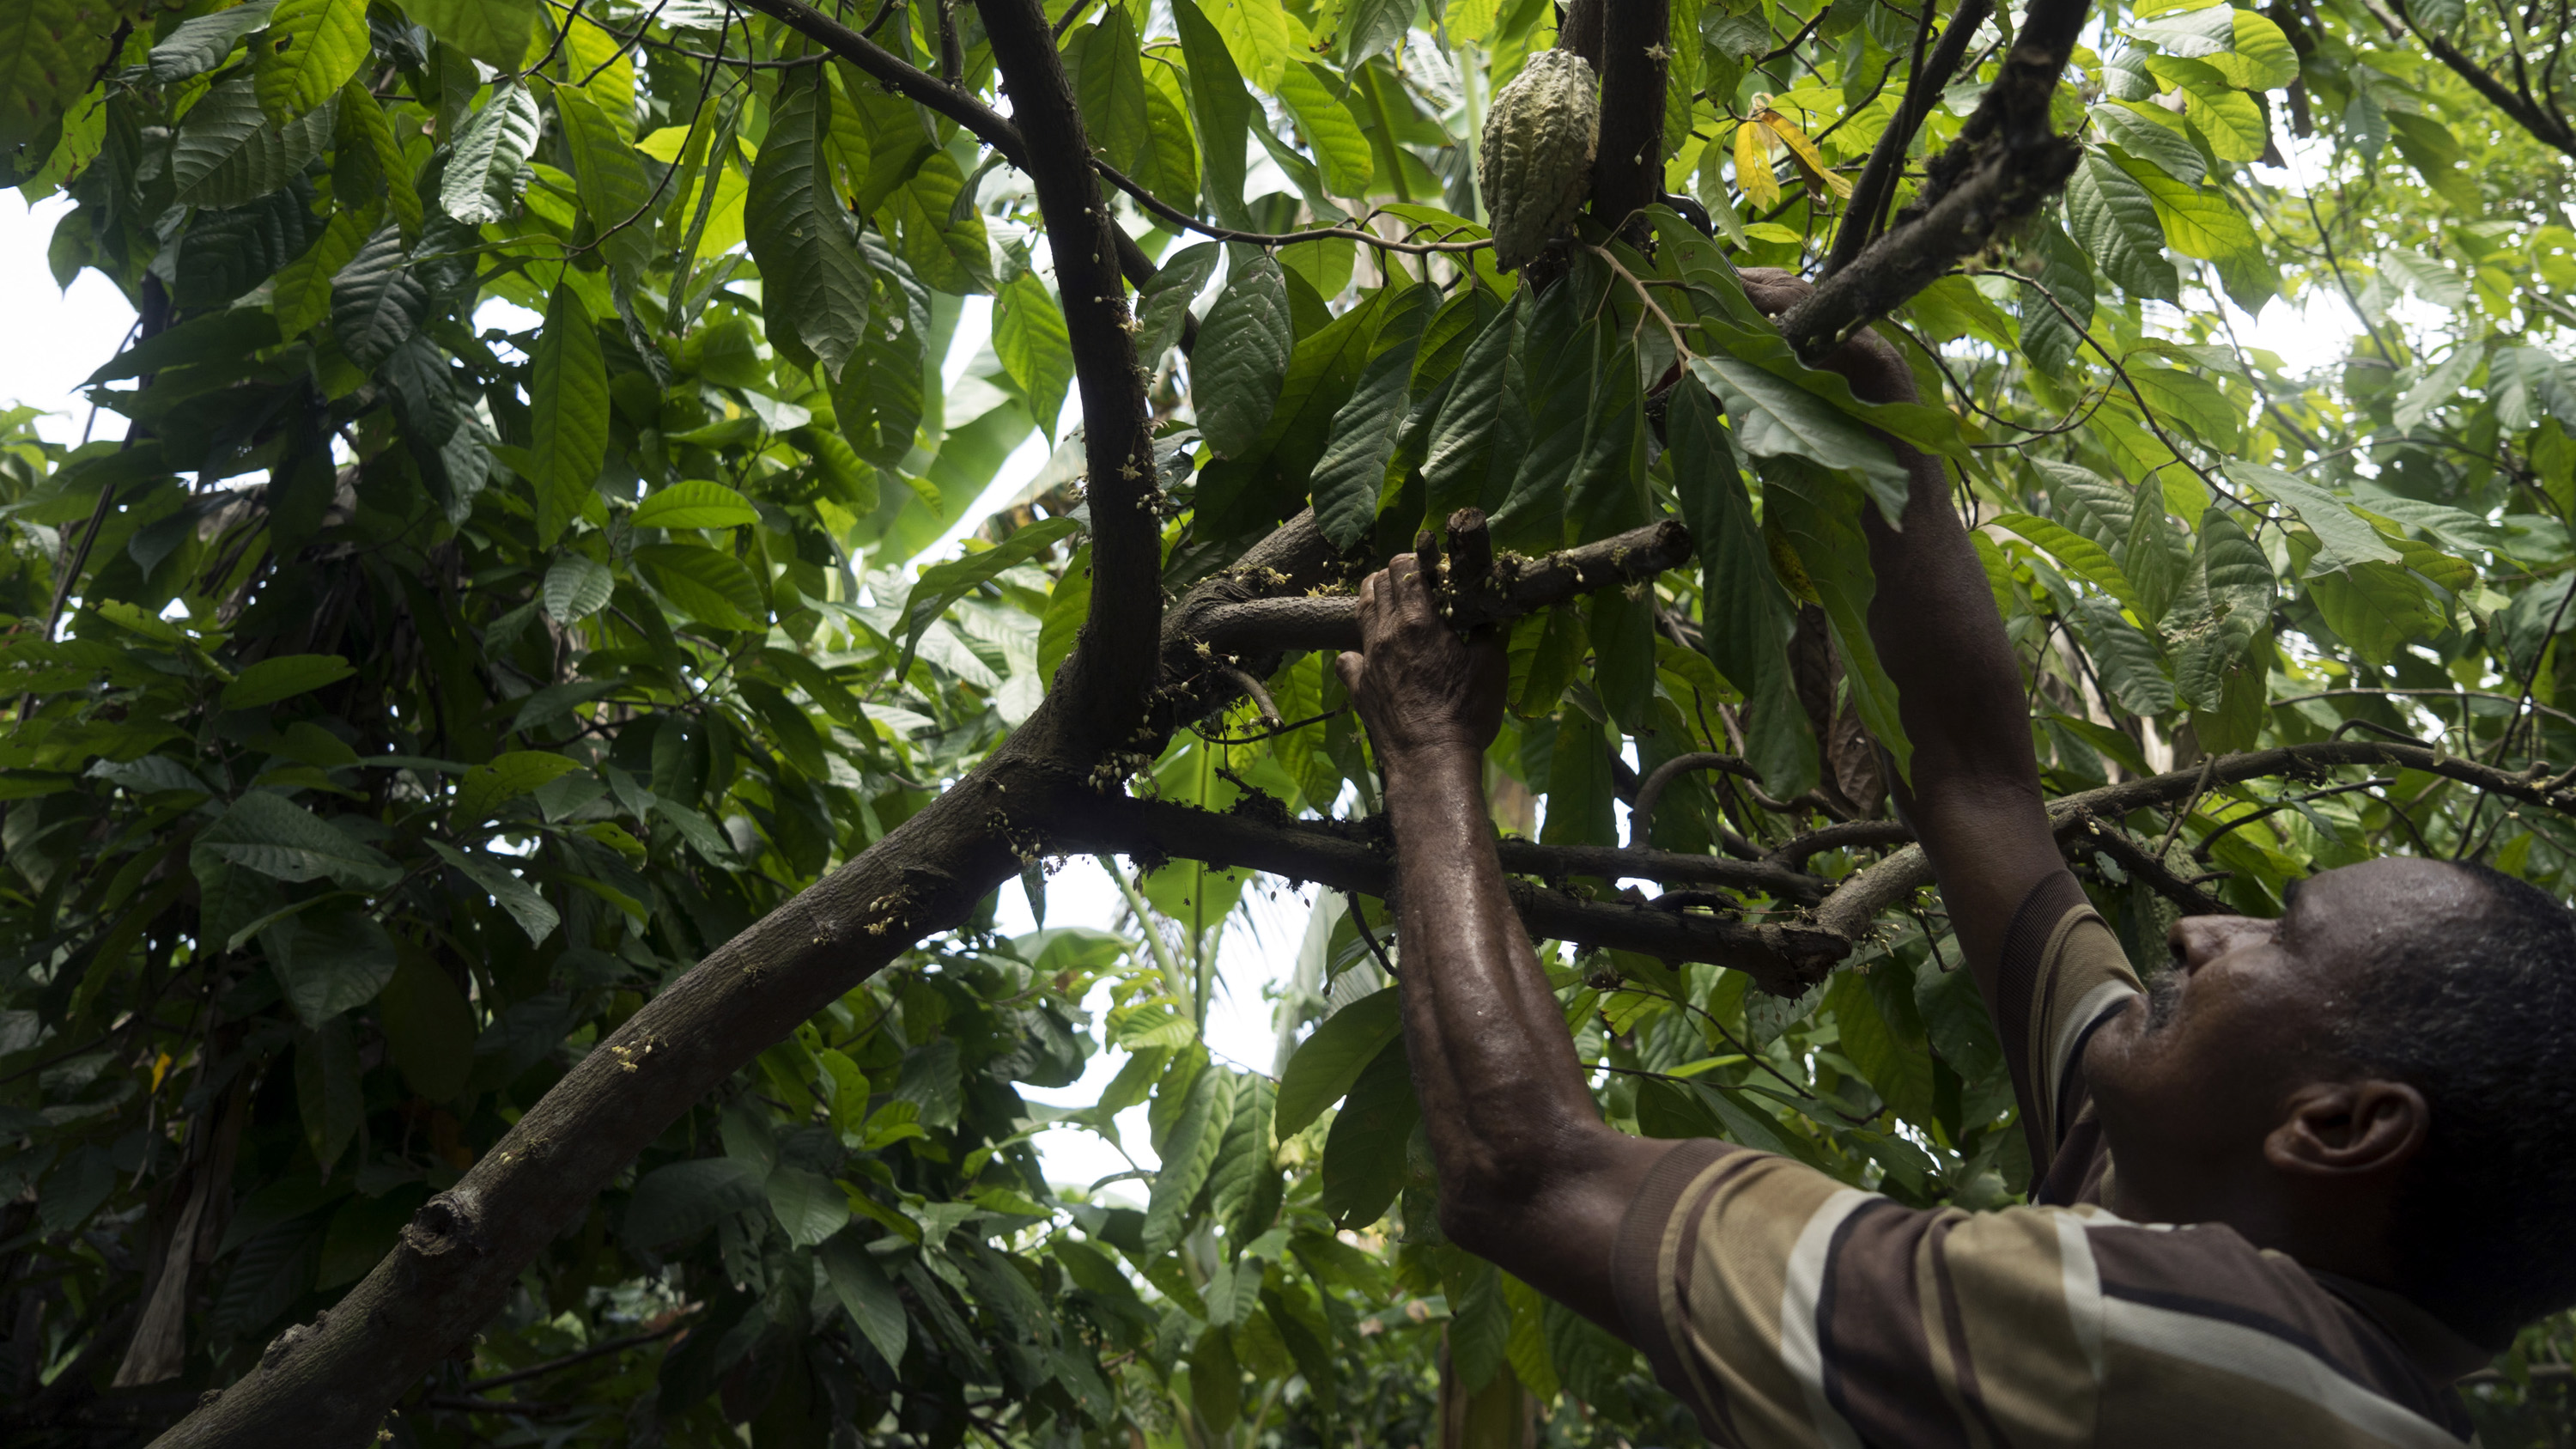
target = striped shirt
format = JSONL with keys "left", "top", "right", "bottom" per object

{"left": 1613, "top": 871, "right": 2488, "bottom": 1446}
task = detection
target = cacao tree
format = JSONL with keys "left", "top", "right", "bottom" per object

{"left": 3, "top": 0, "right": 2575, "bottom": 1444}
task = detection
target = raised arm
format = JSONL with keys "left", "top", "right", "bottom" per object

{"left": 1739, "top": 270, "right": 2063, "bottom": 990}
{"left": 1334, "top": 558, "right": 1675, "bottom": 1332}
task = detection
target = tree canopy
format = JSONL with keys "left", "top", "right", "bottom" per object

{"left": 3, "top": 0, "right": 2576, "bottom": 1443}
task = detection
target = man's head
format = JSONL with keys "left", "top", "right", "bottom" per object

{"left": 2086, "top": 855, "right": 2576, "bottom": 1346}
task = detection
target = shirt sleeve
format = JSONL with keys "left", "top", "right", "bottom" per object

{"left": 1611, "top": 1143, "right": 2113, "bottom": 1448}
{"left": 1990, "top": 870, "right": 2143, "bottom": 1178}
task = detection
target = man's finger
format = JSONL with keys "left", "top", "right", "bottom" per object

{"left": 1334, "top": 651, "right": 1366, "bottom": 695}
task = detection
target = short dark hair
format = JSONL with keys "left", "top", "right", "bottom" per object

{"left": 2335, "top": 860, "right": 2576, "bottom": 1342}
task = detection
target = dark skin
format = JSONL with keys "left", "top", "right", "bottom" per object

{"left": 1336, "top": 268, "right": 2456, "bottom": 1349}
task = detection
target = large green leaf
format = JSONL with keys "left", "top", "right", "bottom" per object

{"left": 896, "top": 518, "right": 1078, "bottom": 678}
{"left": 530, "top": 284, "right": 609, "bottom": 549}
{"left": 0, "top": 0, "right": 112, "bottom": 153}
{"left": 456, "top": 751, "right": 586, "bottom": 820}
{"left": 2233, "top": 464, "right": 2400, "bottom": 569}
{"left": 330, "top": 224, "right": 426, "bottom": 370}
{"left": 1669, "top": 381, "right": 1814, "bottom": 796}
{"left": 1990, "top": 512, "right": 2143, "bottom": 613}
{"left": 1318, "top": 1039, "right": 1418, "bottom": 1228}
{"left": 819, "top": 1231, "right": 909, "bottom": 1369}
{"left": 440, "top": 83, "right": 541, "bottom": 225}
{"left": 1143, "top": 1061, "right": 1235, "bottom": 1255}
{"left": 1274, "top": 986, "right": 1402, "bottom": 1139}
{"left": 150, "top": 0, "right": 279, "bottom": 83}
{"left": 171, "top": 76, "right": 333, "bottom": 209}
{"left": 623, "top": 1158, "right": 765, "bottom": 1248}
{"left": 1310, "top": 297, "right": 1434, "bottom": 549}
{"left": 425, "top": 841, "right": 560, "bottom": 943}
{"left": 1686, "top": 355, "right": 1906, "bottom": 514}
{"left": 2065, "top": 152, "right": 2178, "bottom": 301}
{"left": 635, "top": 544, "right": 768, "bottom": 631}
{"left": 1194, "top": 247, "right": 1295, "bottom": 457}
{"left": 222, "top": 654, "right": 355, "bottom": 710}
{"left": 1070, "top": 9, "right": 1150, "bottom": 172}
{"left": 744, "top": 70, "right": 872, "bottom": 375}
{"left": 200, "top": 792, "right": 400, "bottom": 891}
{"left": 558, "top": 89, "right": 653, "bottom": 276}
{"left": 995, "top": 271, "right": 1073, "bottom": 440}
{"left": 396, "top": 0, "right": 537, "bottom": 69}
{"left": 1133, "top": 240, "right": 1218, "bottom": 365}
{"left": 633, "top": 479, "right": 757, "bottom": 531}
{"left": 254, "top": 0, "right": 368, "bottom": 123}
{"left": 1171, "top": 0, "right": 1252, "bottom": 226}
{"left": 1276, "top": 63, "right": 1373, "bottom": 195}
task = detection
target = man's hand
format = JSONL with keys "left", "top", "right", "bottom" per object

{"left": 1333, "top": 554, "right": 1505, "bottom": 764}
{"left": 1738, "top": 265, "right": 1917, "bottom": 407}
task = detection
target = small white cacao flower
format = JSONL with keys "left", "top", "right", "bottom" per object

{"left": 1479, "top": 50, "right": 1601, "bottom": 271}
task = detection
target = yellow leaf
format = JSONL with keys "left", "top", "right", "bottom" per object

{"left": 1734, "top": 119, "right": 1781, "bottom": 210}
{"left": 1759, "top": 110, "right": 1851, "bottom": 198}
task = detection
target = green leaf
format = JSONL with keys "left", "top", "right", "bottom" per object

{"left": 1277, "top": 62, "right": 1373, "bottom": 194}
{"left": 1134, "top": 240, "right": 1218, "bottom": 364}
{"left": 379, "top": 954, "right": 476, "bottom": 1101}
{"left": 1206, "top": 1074, "right": 1278, "bottom": 1239}
{"left": 202, "top": 792, "right": 401, "bottom": 890}
{"left": 149, "top": 0, "right": 279, "bottom": 83}
{"left": 456, "top": 751, "right": 585, "bottom": 820}
{"left": 330, "top": 224, "right": 426, "bottom": 370}
{"left": 1319, "top": 1038, "right": 1417, "bottom": 1228}
{"left": 745, "top": 70, "right": 872, "bottom": 375}
{"left": 1759, "top": 455, "right": 1911, "bottom": 780}
{"left": 2016, "top": 219, "right": 2095, "bottom": 375}
{"left": 1669, "top": 381, "right": 1814, "bottom": 797}
{"left": 2199, "top": 508, "right": 2275, "bottom": 659}
{"left": 222, "top": 653, "right": 355, "bottom": 710}
{"left": 623, "top": 1158, "right": 765, "bottom": 1248}
{"left": 2098, "top": 104, "right": 2204, "bottom": 186}
{"left": 633, "top": 479, "right": 758, "bottom": 531}
{"left": 2231, "top": 463, "right": 2400, "bottom": 569}
{"left": 1991, "top": 512, "right": 2144, "bottom": 613}
{"left": 820, "top": 1231, "right": 909, "bottom": 1369}
{"left": 2308, "top": 561, "right": 2433, "bottom": 667}
{"left": 426, "top": 841, "right": 560, "bottom": 943}
{"left": 543, "top": 553, "right": 614, "bottom": 622}
{"left": 896, "top": 517, "right": 1078, "bottom": 678}
{"left": 2065, "top": 152, "right": 2178, "bottom": 301}
{"left": 254, "top": 0, "right": 368, "bottom": 124}
{"left": 2066, "top": 595, "right": 2176, "bottom": 715}
{"left": 2112, "top": 149, "right": 2256, "bottom": 260}
{"left": 395, "top": 0, "right": 537, "bottom": 69}
{"left": 172, "top": 76, "right": 333, "bottom": 208}
{"left": 266, "top": 907, "right": 400, "bottom": 1029}
{"left": 1194, "top": 247, "right": 1295, "bottom": 456}
{"left": 1686, "top": 355, "right": 1906, "bottom": 516}
{"left": 1071, "top": 10, "right": 1151, "bottom": 172}
{"left": 995, "top": 271, "right": 1074, "bottom": 439}
{"left": 1421, "top": 296, "right": 1521, "bottom": 518}
{"left": 530, "top": 284, "right": 609, "bottom": 549}
{"left": 1310, "top": 295, "right": 1434, "bottom": 550}
{"left": 0, "top": 0, "right": 113, "bottom": 153}
{"left": 275, "top": 205, "right": 372, "bottom": 339}
{"left": 878, "top": 150, "right": 991, "bottom": 295}
{"left": 634, "top": 543, "right": 767, "bottom": 630}
{"left": 1273, "top": 986, "right": 1402, "bottom": 1138}
{"left": 1171, "top": 0, "right": 1252, "bottom": 227}
{"left": 1205, "top": 0, "right": 1296, "bottom": 88}
{"left": 765, "top": 1166, "right": 850, "bottom": 1248}
{"left": 440, "top": 82, "right": 540, "bottom": 225}
{"left": 1144, "top": 1062, "right": 1236, "bottom": 1256}
{"left": 558, "top": 88, "right": 653, "bottom": 276}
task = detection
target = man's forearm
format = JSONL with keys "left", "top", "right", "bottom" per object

{"left": 1377, "top": 743, "right": 1666, "bottom": 1325}
{"left": 1381, "top": 746, "right": 1601, "bottom": 1191}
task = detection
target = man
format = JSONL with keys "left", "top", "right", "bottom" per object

{"left": 1329, "top": 269, "right": 2576, "bottom": 1446}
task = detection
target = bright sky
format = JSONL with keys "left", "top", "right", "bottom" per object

{"left": 0, "top": 174, "right": 2369, "bottom": 1199}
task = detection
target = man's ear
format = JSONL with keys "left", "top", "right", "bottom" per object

{"left": 2263, "top": 1079, "right": 2429, "bottom": 1179}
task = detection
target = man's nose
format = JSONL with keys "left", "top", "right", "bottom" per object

{"left": 2166, "top": 914, "right": 2271, "bottom": 972}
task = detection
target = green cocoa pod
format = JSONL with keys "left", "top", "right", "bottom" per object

{"left": 1479, "top": 50, "right": 1600, "bottom": 271}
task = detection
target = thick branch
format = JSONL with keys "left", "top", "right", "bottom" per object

{"left": 1587, "top": 0, "right": 1669, "bottom": 234}
{"left": 1774, "top": 0, "right": 2089, "bottom": 362}
{"left": 1060, "top": 796, "right": 1847, "bottom": 993}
